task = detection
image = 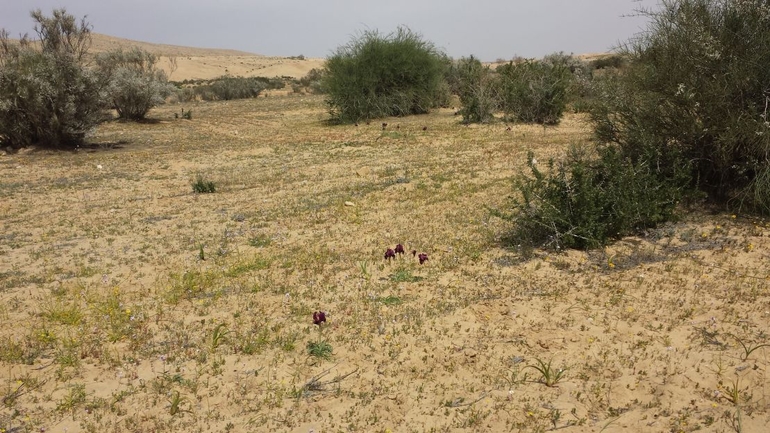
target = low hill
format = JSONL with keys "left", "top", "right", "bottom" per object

{"left": 87, "top": 33, "right": 325, "bottom": 81}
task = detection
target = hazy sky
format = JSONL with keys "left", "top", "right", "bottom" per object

{"left": 1, "top": 0, "right": 660, "bottom": 60}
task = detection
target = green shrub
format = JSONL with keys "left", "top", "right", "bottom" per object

{"left": 96, "top": 48, "right": 174, "bottom": 120}
{"left": 591, "top": 0, "right": 770, "bottom": 214}
{"left": 502, "top": 0, "right": 770, "bottom": 252}
{"left": 497, "top": 56, "right": 571, "bottom": 125}
{"left": 322, "top": 27, "right": 448, "bottom": 123}
{"left": 192, "top": 176, "right": 215, "bottom": 193}
{"left": 201, "top": 76, "right": 267, "bottom": 101}
{"left": 453, "top": 56, "right": 498, "bottom": 124}
{"left": 0, "top": 9, "right": 103, "bottom": 149}
{"left": 298, "top": 68, "right": 325, "bottom": 94}
{"left": 507, "top": 145, "right": 689, "bottom": 250}
{"left": 180, "top": 76, "right": 285, "bottom": 102}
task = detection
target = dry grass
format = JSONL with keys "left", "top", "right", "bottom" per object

{"left": 0, "top": 95, "right": 769, "bottom": 432}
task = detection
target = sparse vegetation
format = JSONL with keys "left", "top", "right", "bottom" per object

{"left": 1, "top": 3, "right": 770, "bottom": 432}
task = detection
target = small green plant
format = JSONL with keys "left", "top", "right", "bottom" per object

{"left": 379, "top": 295, "right": 402, "bottom": 306}
{"left": 198, "top": 244, "right": 205, "bottom": 261}
{"left": 168, "top": 390, "right": 188, "bottom": 416}
{"left": 358, "top": 260, "right": 371, "bottom": 280}
{"left": 720, "top": 377, "right": 751, "bottom": 406}
{"left": 248, "top": 233, "right": 272, "bottom": 248}
{"left": 192, "top": 175, "right": 216, "bottom": 193}
{"left": 56, "top": 383, "right": 87, "bottom": 414}
{"left": 526, "top": 358, "right": 568, "bottom": 387}
{"left": 180, "top": 108, "right": 193, "bottom": 120}
{"left": 732, "top": 335, "right": 770, "bottom": 362}
{"left": 390, "top": 268, "right": 421, "bottom": 283}
{"left": 210, "top": 323, "right": 230, "bottom": 352}
{"left": 307, "top": 340, "right": 333, "bottom": 360}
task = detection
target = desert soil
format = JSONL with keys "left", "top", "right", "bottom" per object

{"left": 0, "top": 36, "right": 769, "bottom": 433}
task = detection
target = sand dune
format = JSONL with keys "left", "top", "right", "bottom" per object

{"left": 88, "top": 33, "right": 325, "bottom": 80}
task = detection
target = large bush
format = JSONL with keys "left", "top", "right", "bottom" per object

{"left": 592, "top": 0, "right": 770, "bottom": 213}
{"left": 505, "top": 0, "right": 770, "bottom": 251}
{"left": 96, "top": 48, "right": 174, "bottom": 120}
{"left": 322, "top": 27, "right": 447, "bottom": 123}
{"left": 0, "top": 9, "right": 102, "bottom": 148}
{"left": 452, "top": 56, "right": 498, "bottom": 124}
{"left": 497, "top": 55, "right": 572, "bottom": 125}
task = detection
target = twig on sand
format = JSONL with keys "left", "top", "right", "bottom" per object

{"left": 297, "top": 363, "right": 359, "bottom": 399}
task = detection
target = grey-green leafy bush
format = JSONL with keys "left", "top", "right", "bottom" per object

{"left": 592, "top": 0, "right": 770, "bottom": 214}
{"left": 497, "top": 55, "right": 572, "bottom": 125}
{"left": 453, "top": 56, "right": 498, "bottom": 124}
{"left": 0, "top": 9, "right": 103, "bottom": 149}
{"left": 199, "top": 76, "right": 267, "bottom": 101}
{"left": 96, "top": 48, "right": 174, "bottom": 120}
{"left": 322, "top": 27, "right": 447, "bottom": 123}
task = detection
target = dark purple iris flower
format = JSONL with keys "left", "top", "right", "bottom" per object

{"left": 395, "top": 244, "right": 405, "bottom": 255}
{"left": 411, "top": 250, "right": 417, "bottom": 257}
{"left": 418, "top": 253, "right": 429, "bottom": 265}
{"left": 384, "top": 248, "right": 396, "bottom": 260}
{"left": 313, "top": 311, "right": 327, "bottom": 325}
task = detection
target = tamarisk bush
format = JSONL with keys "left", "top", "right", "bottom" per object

{"left": 0, "top": 9, "right": 102, "bottom": 148}
{"left": 96, "top": 48, "right": 174, "bottom": 120}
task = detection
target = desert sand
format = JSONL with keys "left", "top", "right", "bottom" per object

{"left": 88, "top": 33, "right": 325, "bottom": 81}
{"left": 0, "top": 35, "right": 768, "bottom": 433}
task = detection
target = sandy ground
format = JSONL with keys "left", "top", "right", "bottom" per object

{"left": 88, "top": 33, "right": 325, "bottom": 80}
{"left": 0, "top": 34, "right": 768, "bottom": 433}
{"left": 0, "top": 93, "right": 768, "bottom": 432}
